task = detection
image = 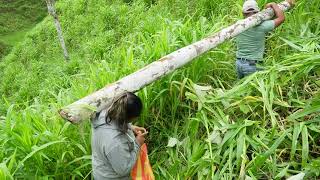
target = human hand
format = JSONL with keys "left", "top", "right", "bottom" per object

{"left": 131, "top": 125, "right": 147, "bottom": 136}
{"left": 135, "top": 131, "right": 148, "bottom": 146}
{"left": 265, "top": 2, "right": 277, "bottom": 9}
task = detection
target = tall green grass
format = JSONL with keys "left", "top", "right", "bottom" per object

{"left": 0, "top": 0, "right": 319, "bottom": 179}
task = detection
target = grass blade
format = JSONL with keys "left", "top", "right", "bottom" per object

{"left": 301, "top": 125, "right": 309, "bottom": 167}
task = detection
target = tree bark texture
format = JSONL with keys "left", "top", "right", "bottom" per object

{"left": 59, "top": 1, "right": 293, "bottom": 124}
{"left": 46, "top": 0, "right": 70, "bottom": 61}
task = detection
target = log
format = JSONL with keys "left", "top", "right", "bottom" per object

{"left": 59, "top": 0, "right": 294, "bottom": 124}
{"left": 46, "top": 0, "right": 70, "bottom": 61}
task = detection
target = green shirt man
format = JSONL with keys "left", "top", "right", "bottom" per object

{"left": 236, "top": 20, "right": 275, "bottom": 61}
{"left": 236, "top": 0, "right": 287, "bottom": 78}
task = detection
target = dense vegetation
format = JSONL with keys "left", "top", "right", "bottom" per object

{"left": 0, "top": 0, "right": 319, "bottom": 179}
{"left": 0, "top": 0, "right": 46, "bottom": 58}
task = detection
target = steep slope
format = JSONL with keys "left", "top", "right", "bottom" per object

{"left": 0, "top": 0, "right": 319, "bottom": 179}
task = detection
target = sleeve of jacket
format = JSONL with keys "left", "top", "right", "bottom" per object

{"left": 105, "top": 138, "right": 141, "bottom": 176}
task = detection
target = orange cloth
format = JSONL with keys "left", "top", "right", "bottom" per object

{"left": 131, "top": 144, "right": 155, "bottom": 180}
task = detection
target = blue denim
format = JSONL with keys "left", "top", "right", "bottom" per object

{"left": 236, "top": 59, "right": 262, "bottom": 79}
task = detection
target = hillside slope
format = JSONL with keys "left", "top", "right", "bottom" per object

{"left": 0, "top": 0, "right": 319, "bottom": 179}
{"left": 0, "top": 0, "right": 46, "bottom": 58}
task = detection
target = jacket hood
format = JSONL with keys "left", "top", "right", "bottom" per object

{"left": 92, "top": 109, "right": 132, "bottom": 131}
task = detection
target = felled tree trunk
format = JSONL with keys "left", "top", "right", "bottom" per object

{"left": 60, "top": 0, "right": 294, "bottom": 124}
{"left": 46, "top": 0, "right": 70, "bottom": 61}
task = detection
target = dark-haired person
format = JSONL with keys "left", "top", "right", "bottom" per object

{"left": 91, "top": 92, "right": 147, "bottom": 180}
{"left": 236, "top": 0, "right": 288, "bottom": 78}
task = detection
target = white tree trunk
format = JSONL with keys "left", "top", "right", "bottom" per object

{"left": 59, "top": 1, "right": 293, "bottom": 123}
{"left": 46, "top": 0, "right": 70, "bottom": 61}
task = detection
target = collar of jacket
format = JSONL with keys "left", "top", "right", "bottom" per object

{"left": 92, "top": 109, "right": 132, "bottom": 131}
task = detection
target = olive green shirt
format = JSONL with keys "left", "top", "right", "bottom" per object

{"left": 236, "top": 20, "right": 275, "bottom": 61}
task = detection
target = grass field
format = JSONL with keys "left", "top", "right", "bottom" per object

{"left": 0, "top": 0, "right": 319, "bottom": 179}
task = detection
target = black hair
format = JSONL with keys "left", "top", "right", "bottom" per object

{"left": 107, "top": 92, "right": 143, "bottom": 133}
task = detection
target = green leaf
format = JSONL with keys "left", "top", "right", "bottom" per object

{"left": 0, "top": 162, "right": 13, "bottom": 180}
{"left": 7, "top": 149, "right": 17, "bottom": 172}
{"left": 67, "top": 155, "right": 92, "bottom": 167}
{"left": 236, "top": 128, "right": 246, "bottom": 169}
{"left": 286, "top": 172, "right": 305, "bottom": 180}
{"left": 274, "top": 165, "right": 289, "bottom": 179}
{"left": 301, "top": 125, "right": 309, "bottom": 167}
{"left": 290, "top": 123, "right": 302, "bottom": 161}
{"left": 288, "top": 104, "right": 320, "bottom": 121}
{"left": 239, "top": 103, "right": 250, "bottom": 114}
{"left": 249, "top": 130, "right": 288, "bottom": 172}
{"left": 13, "top": 140, "right": 65, "bottom": 175}
{"left": 280, "top": 37, "right": 305, "bottom": 52}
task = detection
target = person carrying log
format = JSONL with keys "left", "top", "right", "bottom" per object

{"left": 91, "top": 92, "right": 148, "bottom": 180}
{"left": 235, "top": 0, "right": 285, "bottom": 78}
{"left": 59, "top": 0, "right": 294, "bottom": 124}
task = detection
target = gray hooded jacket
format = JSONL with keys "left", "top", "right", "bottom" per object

{"left": 91, "top": 109, "right": 140, "bottom": 180}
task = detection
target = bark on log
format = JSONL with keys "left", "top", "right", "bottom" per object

{"left": 59, "top": 0, "right": 294, "bottom": 124}
{"left": 46, "top": 0, "right": 70, "bottom": 61}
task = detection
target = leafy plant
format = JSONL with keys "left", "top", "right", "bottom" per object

{"left": 0, "top": 0, "right": 319, "bottom": 179}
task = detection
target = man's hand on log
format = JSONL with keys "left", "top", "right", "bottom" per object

{"left": 265, "top": 2, "right": 278, "bottom": 9}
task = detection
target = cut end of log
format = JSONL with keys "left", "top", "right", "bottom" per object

{"left": 59, "top": 104, "right": 96, "bottom": 124}
{"left": 59, "top": 109, "right": 86, "bottom": 124}
{"left": 59, "top": 109, "right": 77, "bottom": 124}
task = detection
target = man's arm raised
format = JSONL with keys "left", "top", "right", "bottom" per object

{"left": 265, "top": 2, "right": 285, "bottom": 27}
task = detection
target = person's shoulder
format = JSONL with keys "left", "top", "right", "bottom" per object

{"left": 257, "top": 20, "right": 275, "bottom": 32}
{"left": 94, "top": 127, "right": 123, "bottom": 148}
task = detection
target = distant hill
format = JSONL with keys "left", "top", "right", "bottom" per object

{"left": 0, "top": 0, "right": 46, "bottom": 58}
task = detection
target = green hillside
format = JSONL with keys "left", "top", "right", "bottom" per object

{"left": 0, "top": 0, "right": 46, "bottom": 58}
{"left": 0, "top": 0, "right": 319, "bottom": 179}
